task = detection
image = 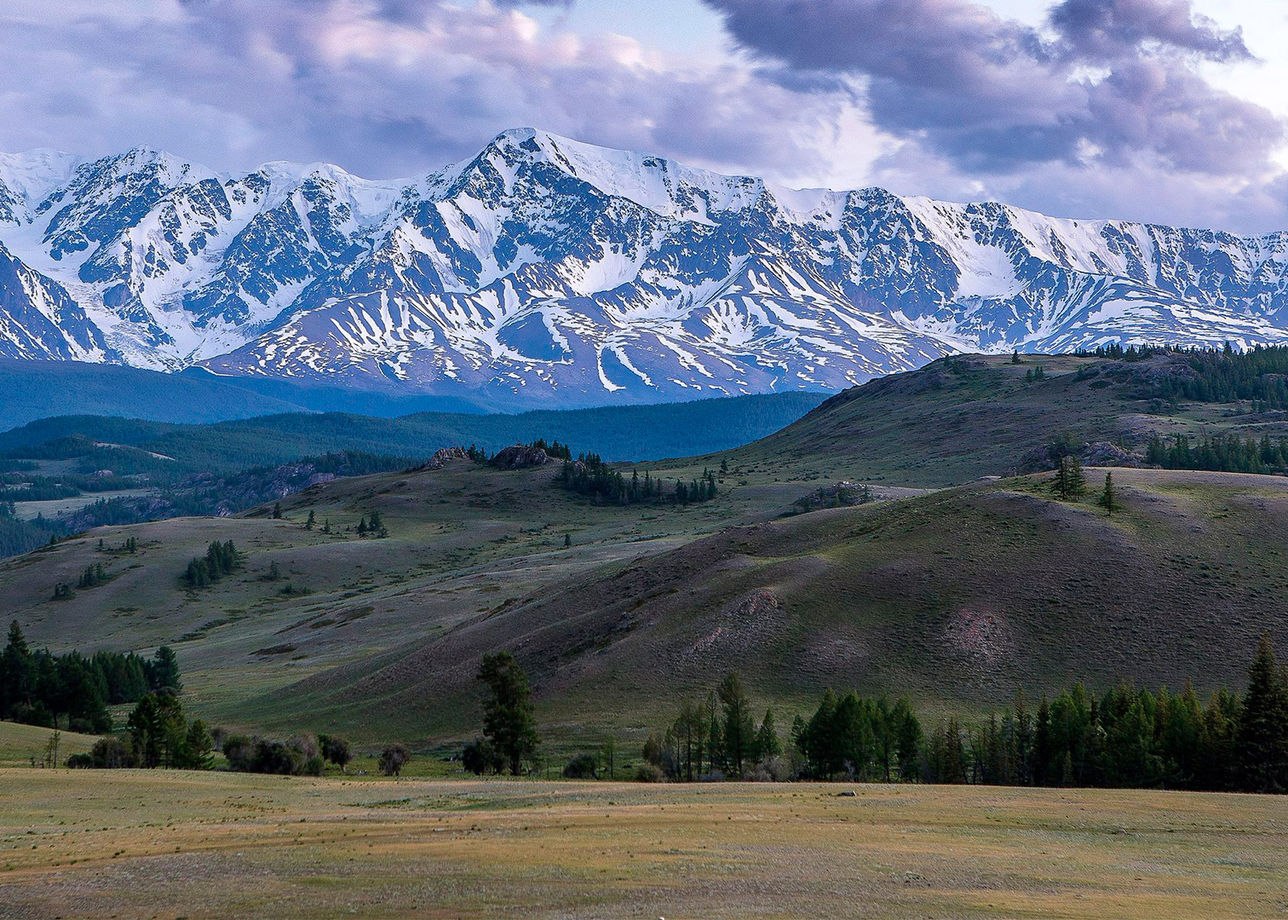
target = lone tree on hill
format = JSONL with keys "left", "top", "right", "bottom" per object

{"left": 477, "top": 651, "right": 539, "bottom": 775}
{"left": 1052, "top": 455, "right": 1086, "bottom": 500}
{"left": 1099, "top": 472, "right": 1117, "bottom": 515}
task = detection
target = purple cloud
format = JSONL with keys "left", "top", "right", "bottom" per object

{"left": 703, "top": 0, "right": 1281, "bottom": 178}
{"left": 1049, "top": 0, "right": 1252, "bottom": 62}
{"left": 0, "top": 0, "right": 849, "bottom": 184}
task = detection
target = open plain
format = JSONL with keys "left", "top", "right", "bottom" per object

{"left": 1, "top": 770, "right": 1285, "bottom": 919}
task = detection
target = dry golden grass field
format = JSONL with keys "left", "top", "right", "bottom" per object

{"left": 1, "top": 769, "right": 1285, "bottom": 919}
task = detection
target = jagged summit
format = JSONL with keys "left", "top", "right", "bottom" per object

{"left": 1, "top": 128, "right": 1288, "bottom": 408}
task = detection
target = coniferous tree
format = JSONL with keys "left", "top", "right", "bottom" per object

{"left": 477, "top": 652, "right": 539, "bottom": 776}
{"left": 755, "top": 709, "right": 782, "bottom": 762}
{"left": 671, "top": 700, "right": 705, "bottom": 782}
{"left": 718, "top": 673, "right": 755, "bottom": 777}
{"left": 1237, "top": 635, "right": 1288, "bottom": 793}
{"left": 147, "top": 646, "right": 182, "bottom": 692}
{"left": 1, "top": 620, "right": 33, "bottom": 716}
{"left": 1099, "top": 472, "right": 1117, "bottom": 515}
{"left": 1053, "top": 455, "right": 1086, "bottom": 500}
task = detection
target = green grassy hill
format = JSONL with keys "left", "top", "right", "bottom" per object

{"left": 711, "top": 352, "right": 1288, "bottom": 487}
{"left": 0, "top": 721, "right": 97, "bottom": 766}
{"left": 249, "top": 467, "right": 1288, "bottom": 741}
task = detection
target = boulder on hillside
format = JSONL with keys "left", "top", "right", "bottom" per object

{"left": 489, "top": 445, "right": 552, "bottom": 470}
{"left": 413, "top": 446, "right": 470, "bottom": 471}
{"left": 1018, "top": 439, "right": 1143, "bottom": 474}
{"left": 791, "top": 480, "right": 873, "bottom": 514}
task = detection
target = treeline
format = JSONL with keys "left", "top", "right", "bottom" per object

{"left": 0, "top": 472, "right": 128, "bottom": 503}
{"left": 1081, "top": 343, "right": 1288, "bottom": 409}
{"left": 556, "top": 454, "right": 718, "bottom": 506}
{"left": 1146, "top": 432, "right": 1288, "bottom": 475}
{"left": 638, "top": 680, "right": 919, "bottom": 782}
{"left": 1143, "top": 344, "right": 1288, "bottom": 408}
{"left": 0, "top": 508, "right": 62, "bottom": 558}
{"left": 182, "top": 540, "right": 241, "bottom": 588}
{"left": 0, "top": 621, "right": 180, "bottom": 733}
{"left": 54, "top": 451, "right": 412, "bottom": 534}
{"left": 949, "top": 683, "right": 1239, "bottom": 789}
{"left": 631, "top": 636, "right": 1288, "bottom": 793}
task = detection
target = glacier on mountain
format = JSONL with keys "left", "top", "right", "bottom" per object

{"left": 2, "top": 127, "right": 1287, "bottom": 407}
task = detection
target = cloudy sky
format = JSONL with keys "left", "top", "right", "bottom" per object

{"left": 3, "top": 0, "right": 1288, "bottom": 232}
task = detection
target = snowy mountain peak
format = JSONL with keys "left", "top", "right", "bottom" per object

{"left": 2, "top": 128, "right": 1288, "bottom": 408}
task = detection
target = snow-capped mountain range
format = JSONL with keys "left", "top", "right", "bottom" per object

{"left": 3, "top": 127, "right": 1288, "bottom": 408}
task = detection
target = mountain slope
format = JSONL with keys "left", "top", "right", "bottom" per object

{"left": 4, "top": 353, "right": 1288, "bottom": 741}
{"left": 4, "top": 131, "right": 1288, "bottom": 407}
{"left": 251, "top": 467, "right": 1288, "bottom": 739}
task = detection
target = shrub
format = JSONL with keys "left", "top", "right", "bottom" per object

{"left": 379, "top": 744, "right": 410, "bottom": 777}
{"left": 65, "top": 753, "right": 94, "bottom": 769}
{"left": 562, "top": 753, "right": 599, "bottom": 779}
{"left": 319, "top": 734, "right": 352, "bottom": 773}
{"left": 222, "top": 734, "right": 320, "bottom": 776}
{"left": 462, "top": 738, "right": 501, "bottom": 775}
{"left": 634, "top": 763, "right": 666, "bottom": 783}
{"left": 90, "top": 736, "right": 134, "bottom": 768}
{"left": 221, "top": 734, "right": 256, "bottom": 771}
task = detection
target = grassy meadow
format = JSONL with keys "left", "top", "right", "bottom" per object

{"left": 1, "top": 769, "right": 1285, "bottom": 919}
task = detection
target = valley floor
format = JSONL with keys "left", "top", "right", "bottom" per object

{"left": 0, "top": 770, "right": 1284, "bottom": 919}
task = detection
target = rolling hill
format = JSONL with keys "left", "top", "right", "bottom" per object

{"left": 3, "top": 350, "right": 1287, "bottom": 746}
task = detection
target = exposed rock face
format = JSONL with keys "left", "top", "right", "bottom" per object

{"left": 415, "top": 446, "right": 470, "bottom": 471}
{"left": 1081, "top": 441, "right": 1141, "bottom": 468}
{"left": 792, "top": 481, "right": 873, "bottom": 513}
{"left": 1018, "top": 439, "right": 1144, "bottom": 474}
{"left": 489, "top": 445, "right": 552, "bottom": 470}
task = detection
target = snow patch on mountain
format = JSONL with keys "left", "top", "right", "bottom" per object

{"left": 2, "top": 128, "right": 1288, "bottom": 407}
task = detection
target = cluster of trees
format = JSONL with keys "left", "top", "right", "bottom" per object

{"left": 1145, "top": 344, "right": 1288, "bottom": 408}
{"left": 1146, "top": 433, "right": 1288, "bottom": 475}
{"left": 121, "top": 690, "right": 213, "bottom": 769}
{"left": 97, "top": 536, "right": 139, "bottom": 554}
{"left": 0, "top": 473, "right": 122, "bottom": 504}
{"left": 527, "top": 439, "right": 573, "bottom": 461}
{"left": 642, "top": 675, "right": 784, "bottom": 781}
{"left": 1049, "top": 456, "right": 1117, "bottom": 513}
{"left": 56, "top": 450, "right": 410, "bottom": 534}
{"left": 355, "top": 510, "right": 387, "bottom": 538}
{"left": 941, "top": 639, "right": 1287, "bottom": 792}
{"left": 0, "top": 621, "right": 179, "bottom": 732}
{"left": 640, "top": 680, "right": 921, "bottom": 783}
{"left": 634, "top": 638, "right": 1288, "bottom": 793}
{"left": 0, "top": 509, "right": 62, "bottom": 558}
{"left": 76, "top": 563, "right": 110, "bottom": 589}
{"left": 793, "top": 691, "right": 922, "bottom": 781}
{"left": 182, "top": 540, "right": 241, "bottom": 588}
{"left": 555, "top": 454, "right": 719, "bottom": 506}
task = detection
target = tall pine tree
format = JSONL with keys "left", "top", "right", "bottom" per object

{"left": 1237, "top": 635, "right": 1288, "bottom": 793}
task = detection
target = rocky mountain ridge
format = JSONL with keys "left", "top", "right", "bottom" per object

{"left": 3, "top": 129, "right": 1288, "bottom": 407}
